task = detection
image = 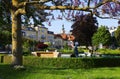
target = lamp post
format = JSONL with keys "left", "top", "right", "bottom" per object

{"left": 35, "top": 25, "right": 40, "bottom": 41}
{"left": 32, "top": 34, "right": 34, "bottom": 51}
{"left": 52, "top": 41, "right": 55, "bottom": 48}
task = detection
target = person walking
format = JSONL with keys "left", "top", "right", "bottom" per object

{"left": 74, "top": 42, "right": 79, "bottom": 57}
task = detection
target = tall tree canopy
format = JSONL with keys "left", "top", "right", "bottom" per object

{"left": 71, "top": 14, "right": 98, "bottom": 46}
{"left": 1, "top": 0, "right": 120, "bottom": 66}
{"left": 115, "top": 26, "right": 120, "bottom": 46}
{"left": 92, "top": 25, "right": 111, "bottom": 47}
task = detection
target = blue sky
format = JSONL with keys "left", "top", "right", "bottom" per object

{"left": 43, "top": 17, "right": 119, "bottom": 34}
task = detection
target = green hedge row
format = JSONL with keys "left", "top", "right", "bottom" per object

{"left": 2, "top": 56, "right": 120, "bottom": 69}
{"left": 23, "top": 57, "right": 120, "bottom": 68}
{"left": 23, "top": 57, "right": 94, "bottom": 69}
{"left": 96, "top": 49, "right": 120, "bottom": 55}
{"left": 58, "top": 48, "right": 85, "bottom": 54}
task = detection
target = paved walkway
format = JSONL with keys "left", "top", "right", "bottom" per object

{"left": 61, "top": 54, "right": 71, "bottom": 58}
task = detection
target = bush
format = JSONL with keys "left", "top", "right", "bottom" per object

{"left": 23, "top": 57, "right": 120, "bottom": 68}
{"left": 22, "top": 38, "right": 34, "bottom": 55}
{"left": 3, "top": 56, "right": 120, "bottom": 69}
{"left": 3, "top": 56, "right": 120, "bottom": 68}
{"left": 58, "top": 48, "right": 85, "bottom": 54}
{"left": 97, "top": 49, "right": 120, "bottom": 55}
{"left": 59, "top": 49, "right": 73, "bottom": 54}
{"left": 23, "top": 57, "right": 94, "bottom": 69}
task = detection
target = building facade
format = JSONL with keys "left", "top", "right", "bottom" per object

{"left": 108, "top": 26, "right": 117, "bottom": 37}
{"left": 22, "top": 24, "right": 75, "bottom": 49}
{"left": 22, "top": 25, "right": 55, "bottom": 43}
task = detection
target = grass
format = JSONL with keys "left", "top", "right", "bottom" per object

{"left": 1, "top": 63, "right": 120, "bottom": 79}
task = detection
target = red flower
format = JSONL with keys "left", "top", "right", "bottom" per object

{"left": 37, "top": 42, "right": 48, "bottom": 49}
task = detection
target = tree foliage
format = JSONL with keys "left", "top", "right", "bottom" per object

{"left": 115, "top": 26, "right": 120, "bottom": 46}
{"left": 0, "top": 31, "right": 11, "bottom": 46}
{"left": 92, "top": 25, "right": 111, "bottom": 46}
{"left": 0, "top": 0, "right": 49, "bottom": 27}
{"left": 71, "top": 14, "right": 98, "bottom": 46}
{"left": 0, "top": 0, "right": 11, "bottom": 31}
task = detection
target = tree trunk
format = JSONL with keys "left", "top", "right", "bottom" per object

{"left": 11, "top": 1, "right": 23, "bottom": 66}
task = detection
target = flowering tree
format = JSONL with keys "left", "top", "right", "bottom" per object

{"left": 1, "top": 0, "right": 120, "bottom": 66}
{"left": 71, "top": 14, "right": 98, "bottom": 47}
{"left": 36, "top": 42, "right": 48, "bottom": 50}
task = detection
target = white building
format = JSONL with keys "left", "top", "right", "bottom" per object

{"left": 108, "top": 26, "right": 117, "bottom": 37}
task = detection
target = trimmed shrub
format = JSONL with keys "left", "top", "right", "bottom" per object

{"left": 23, "top": 57, "right": 94, "bottom": 69}
{"left": 97, "top": 49, "right": 120, "bottom": 55}
{"left": 2, "top": 56, "right": 120, "bottom": 69}
{"left": 23, "top": 57, "right": 120, "bottom": 68}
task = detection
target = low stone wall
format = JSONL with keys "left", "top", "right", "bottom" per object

{"left": 31, "top": 51, "right": 60, "bottom": 58}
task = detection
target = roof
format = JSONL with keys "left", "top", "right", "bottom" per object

{"left": 54, "top": 33, "right": 75, "bottom": 41}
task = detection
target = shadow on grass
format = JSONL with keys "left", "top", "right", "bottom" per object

{"left": 0, "top": 64, "right": 27, "bottom": 79}
{"left": 0, "top": 64, "right": 77, "bottom": 79}
{"left": 0, "top": 64, "right": 120, "bottom": 79}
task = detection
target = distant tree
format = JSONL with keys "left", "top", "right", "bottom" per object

{"left": 0, "top": 31, "right": 11, "bottom": 46}
{"left": 115, "top": 26, "right": 120, "bottom": 46}
{"left": 92, "top": 25, "right": 111, "bottom": 47}
{"left": 111, "top": 36, "right": 118, "bottom": 48}
{"left": 71, "top": 14, "right": 98, "bottom": 47}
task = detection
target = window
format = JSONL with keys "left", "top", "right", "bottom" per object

{"left": 41, "top": 30, "right": 44, "bottom": 33}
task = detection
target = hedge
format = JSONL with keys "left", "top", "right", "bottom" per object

{"left": 1, "top": 56, "right": 120, "bottom": 69}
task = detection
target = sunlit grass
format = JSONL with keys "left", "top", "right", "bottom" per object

{"left": 0, "top": 63, "right": 120, "bottom": 79}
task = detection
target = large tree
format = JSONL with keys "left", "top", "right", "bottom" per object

{"left": 1, "top": 0, "right": 120, "bottom": 66}
{"left": 92, "top": 25, "right": 111, "bottom": 47}
{"left": 71, "top": 13, "right": 98, "bottom": 46}
{"left": 115, "top": 26, "right": 120, "bottom": 46}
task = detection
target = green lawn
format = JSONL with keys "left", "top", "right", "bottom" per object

{"left": 0, "top": 64, "right": 120, "bottom": 79}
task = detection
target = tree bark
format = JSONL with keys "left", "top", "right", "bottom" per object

{"left": 11, "top": 0, "right": 22, "bottom": 66}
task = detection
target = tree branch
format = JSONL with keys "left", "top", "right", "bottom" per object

{"left": 34, "top": 5, "right": 91, "bottom": 11}
{"left": 18, "top": 2, "right": 26, "bottom": 8}
{"left": 26, "top": 0, "right": 120, "bottom": 11}
{"left": 14, "top": 8, "right": 26, "bottom": 16}
{"left": 95, "top": 13, "right": 120, "bottom": 20}
{"left": 26, "top": 0, "right": 52, "bottom": 5}
{"left": 22, "top": 0, "right": 120, "bottom": 20}
{"left": 92, "top": 0, "right": 120, "bottom": 9}
{"left": 17, "top": 0, "right": 52, "bottom": 8}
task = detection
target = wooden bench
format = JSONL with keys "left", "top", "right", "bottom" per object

{"left": 31, "top": 51, "right": 60, "bottom": 58}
